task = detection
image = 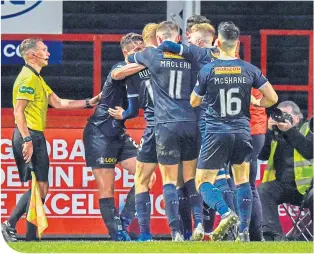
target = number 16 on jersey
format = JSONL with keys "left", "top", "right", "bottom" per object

{"left": 219, "top": 88, "right": 242, "bottom": 117}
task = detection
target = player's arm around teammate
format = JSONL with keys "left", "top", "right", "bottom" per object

{"left": 130, "top": 21, "right": 202, "bottom": 241}
{"left": 111, "top": 63, "right": 146, "bottom": 80}
{"left": 109, "top": 24, "right": 159, "bottom": 195}
{"left": 83, "top": 33, "right": 148, "bottom": 241}
{"left": 108, "top": 24, "right": 159, "bottom": 241}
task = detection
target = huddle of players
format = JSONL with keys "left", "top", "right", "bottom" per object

{"left": 83, "top": 15, "right": 278, "bottom": 242}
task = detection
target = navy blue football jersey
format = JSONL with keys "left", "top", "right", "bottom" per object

{"left": 89, "top": 61, "right": 139, "bottom": 134}
{"left": 181, "top": 45, "right": 220, "bottom": 120}
{"left": 133, "top": 47, "right": 196, "bottom": 123}
{"left": 159, "top": 42, "right": 219, "bottom": 121}
{"left": 181, "top": 44, "right": 220, "bottom": 71}
{"left": 127, "top": 68, "right": 155, "bottom": 126}
{"left": 194, "top": 57, "right": 268, "bottom": 133}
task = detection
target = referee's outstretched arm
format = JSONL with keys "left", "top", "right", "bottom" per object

{"left": 48, "top": 92, "right": 100, "bottom": 109}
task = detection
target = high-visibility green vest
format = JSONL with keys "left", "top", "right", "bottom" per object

{"left": 262, "top": 141, "right": 277, "bottom": 183}
{"left": 262, "top": 122, "right": 313, "bottom": 194}
{"left": 294, "top": 122, "right": 313, "bottom": 194}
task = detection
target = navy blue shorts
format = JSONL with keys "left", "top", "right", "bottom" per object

{"left": 197, "top": 132, "right": 253, "bottom": 170}
{"left": 197, "top": 118, "right": 206, "bottom": 153}
{"left": 155, "top": 122, "right": 198, "bottom": 165}
{"left": 137, "top": 126, "right": 158, "bottom": 163}
{"left": 83, "top": 122, "right": 138, "bottom": 168}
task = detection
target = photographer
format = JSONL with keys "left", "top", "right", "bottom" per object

{"left": 258, "top": 101, "right": 313, "bottom": 241}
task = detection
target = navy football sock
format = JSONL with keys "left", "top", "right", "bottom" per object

{"left": 120, "top": 185, "right": 136, "bottom": 231}
{"left": 236, "top": 182, "right": 253, "bottom": 232}
{"left": 8, "top": 189, "right": 31, "bottom": 228}
{"left": 203, "top": 202, "right": 216, "bottom": 233}
{"left": 215, "top": 178, "right": 235, "bottom": 212}
{"left": 163, "top": 184, "right": 181, "bottom": 233}
{"left": 135, "top": 191, "right": 151, "bottom": 234}
{"left": 227, "top": 177, "right": 238, "bottom": 215}
{"left": 99, "top": 198, "right": 122, "bottom": 240}
{"left": 184, "top": 179, "right": 203, "bottom": 226}
{"left": 177, "top": 187, "right": 192, "bottom": 235}
{"left": 199, "top": 182, "right": 229, "bottom": 217}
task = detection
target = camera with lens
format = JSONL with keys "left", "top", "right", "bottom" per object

{"left": 271, "top": 108, "right": 294, "bottom": 137}
{"left": 271, "top": 108, "right": 294, "bottom": 125}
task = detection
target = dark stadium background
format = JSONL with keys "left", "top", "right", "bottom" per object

{"left": 2, "top": 1, "right": 313, "bottom": 118}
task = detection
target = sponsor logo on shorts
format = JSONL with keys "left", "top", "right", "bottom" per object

{"left": 96, "top": 157, "right": 117, "bottom": 164}
{"left": 19, "top": 86, "right": 34, "bottom": 94}
{"left": 214, "top": 66, "right": 241, "bottom": 74}
{"left": 163, "top": 52, "right": 184, "bottom": 59}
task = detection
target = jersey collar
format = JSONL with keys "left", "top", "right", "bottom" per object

{"left": 219, "top": 56, "right": 237, "bottom": 60}
{"left": 25, "top": 64, "right": 40, "bottom": 77}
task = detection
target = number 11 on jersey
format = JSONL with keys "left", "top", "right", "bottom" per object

{"left": 169, "top": 70, "right": 182, "bottom": 99}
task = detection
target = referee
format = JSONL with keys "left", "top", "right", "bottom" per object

{"left": 1, "top": 38, "right": 100, "bottom": 242}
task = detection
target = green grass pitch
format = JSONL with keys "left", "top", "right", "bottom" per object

{"left": 6, "top": 241, "right": 314, "bottom": 253}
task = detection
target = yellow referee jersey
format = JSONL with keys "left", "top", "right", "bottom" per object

{"left": 12, "top": 65, "right": 53, "bottom": 131}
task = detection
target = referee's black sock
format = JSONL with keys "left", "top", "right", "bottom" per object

{"left": 99, "top": 197, "right": 122, "bottom": 240}
{"left": 120, "top": 185, "right": 136, "bottom": 231}
{"left": 26, "top": 221, "right": 37, "bottom": 241}
{"left": 25, "top": 197, "right": 46, "bottom": 241}
{"left": 8, "top": 189, "right": 31, "bottom": 229}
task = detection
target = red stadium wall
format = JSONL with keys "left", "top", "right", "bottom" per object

{"left": 1, "top": 32, "right": 312, "bottom": 238}
{"left": 0, "top": 128, "right": 303, "bottom": 237}
{"left": 1, "top": 128, "right": 168, "bottom": 237}
{"left": 260, "top": 30, "right": 313, "bottom": 118}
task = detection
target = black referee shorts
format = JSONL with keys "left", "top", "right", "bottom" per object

{"left": 12, "top": 128, "right": 49, "bottom": 182}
